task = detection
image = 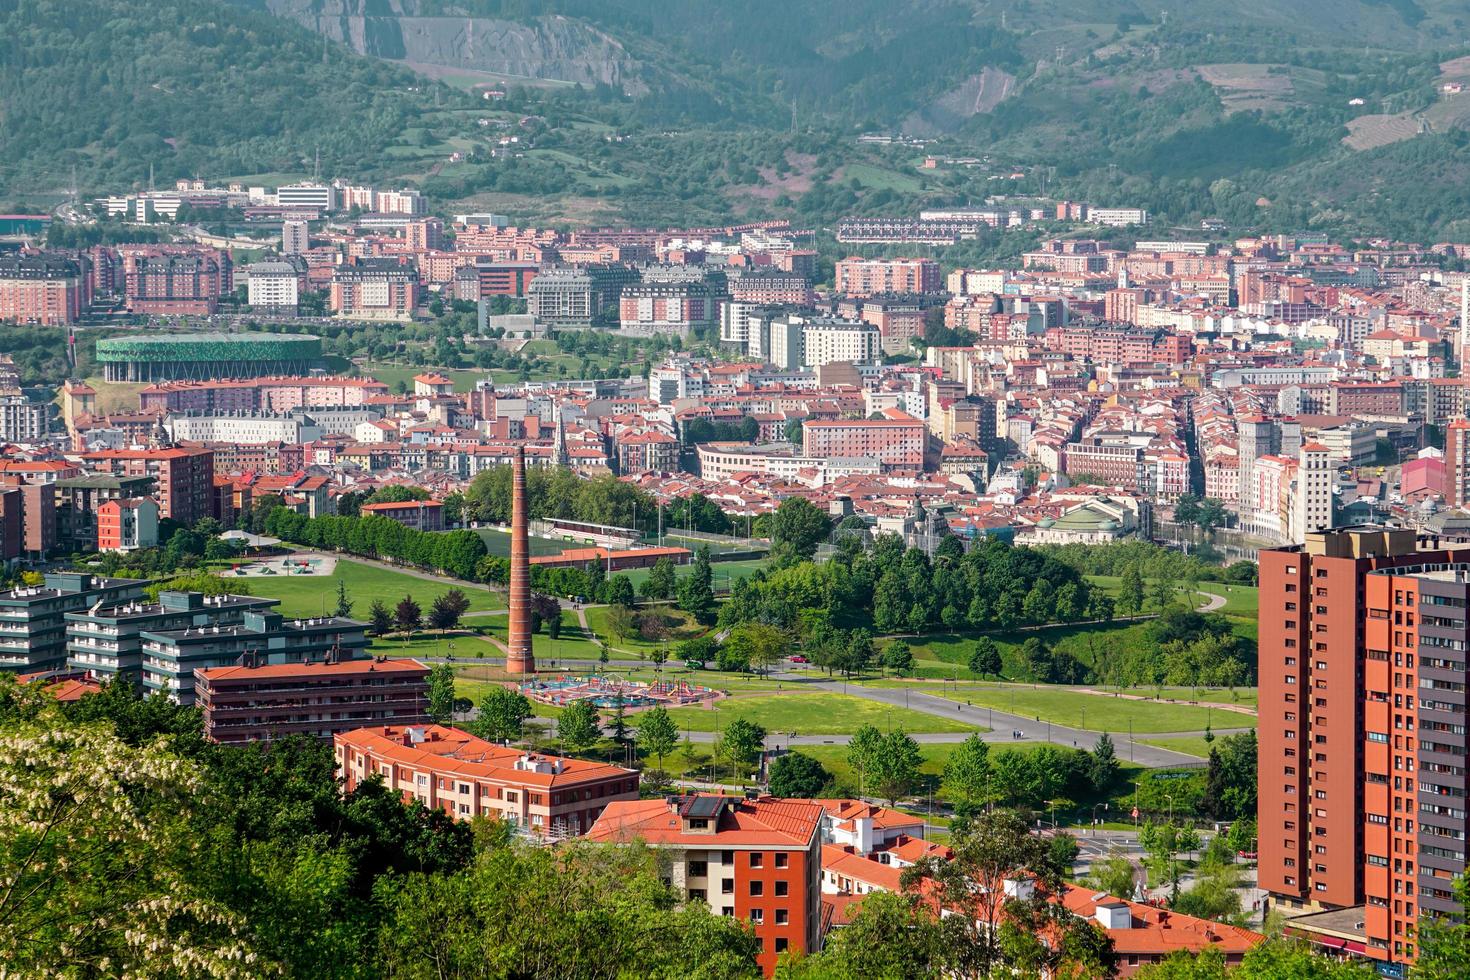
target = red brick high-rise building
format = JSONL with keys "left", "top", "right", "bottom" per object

{"left": 120, "top": 247, "right": 231, "bottom": 315}
{"left": 81, "top": 447, "right": 215, "bottom": 526}
{"left": 0, "top": 253, "right": 90, "bottom": 325}
{"left": 834, "top": 257, "right": 940, "bottom": 297}
{"left": 1259, "top": 527, "right": 1459, "bottom": 969}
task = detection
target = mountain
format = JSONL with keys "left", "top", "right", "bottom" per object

{"left": 9, "top": 0, "right": 1470, "bottom": 243}
{"left": 0, "top": 0, "right": 438, "bottom": 200}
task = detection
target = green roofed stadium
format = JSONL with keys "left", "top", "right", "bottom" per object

{"left": 95, "top": 332, "right": 322, "bottom": 381}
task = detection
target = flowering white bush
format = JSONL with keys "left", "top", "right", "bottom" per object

{"left": 0, "top": 719, "right": 268, "bottom": 977}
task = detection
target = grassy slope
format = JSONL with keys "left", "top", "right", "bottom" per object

{"left": 239, "top": 558, "right": 503, "bottom": 618}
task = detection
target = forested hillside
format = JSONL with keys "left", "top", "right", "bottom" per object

{"left": 0, "top": 0, "right": 441, "bottom": 198}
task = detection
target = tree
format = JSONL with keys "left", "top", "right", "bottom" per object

{"left": 1091, "top": 733, "right": 1121, "bottom": 794}
{"left": 848, "top": 724, "right": 884, "bottom": 797}
{"left": 368, "top": 599, "right": 394, "bottom": 636}
{"left": 724, "top": 622, "right": 786, "bottom": 675}
{"left": 768, "top": 497, "right": 833, "bottom": 565}
{"left": 475, "top": 687, "right": 532, "bottom": 742}
{"left": 394, "top": 595, "right": 423, "bottom": 635}
{"left": 428, "top": 593, "right": 464, "bottom": 631}
{"left": 1201, "top": 730, "right": 1257, "bottom": 821}
{"left": 0, "top": 714, "right": 265, "bottom": 976}
{"left": 1119, "top": 564, "right": 1146, "bottom": 616}
{"left": 1415, "top": 873, "right": 1470, "bottom": 980}
{"left": 607, "top": 692, "right": 630, "bottom": 745}
{"left": 379, "top": 841, "right": 761, "bottom": 979}
{"left": 604, "top": 574, "right": 637, "bottom": 609}
{"left": 1087, "top": 846, "right": 1140, "bottom": 901}
{"left": 641, "top": 556, "right": 678, "bottom": 601}
{"left": 768, "top": 751, "right": 830, "bottom": 798}
{"left": 637, "top": 706, "right": 679, "bottom": 772}
{"left": 943, "top": 734, "right": 993, "bottom": 817}
{"left": 869, "top": 729, "right": 922, "bottom": 807}
{"left": 719, "top": 717, "right": 767, "bottom": 776}
{"left": 332, "top": 579, "right": 353, "bottom": 619}
{"left": 902, "top": 809, "right": 1075, "bottom": 979}
{"left": 969, "top": 637, "right": 1003, "bottom": 678}
{"left": 427, "top": 664, "right": 456, "bottom": 723}
{"left": 882, "top": 640, "right": 914, "bottom": 675}
{"left": 780, "top": 890, "right": 943, "bottom": 978}
{"left": 678, "top": 547, "right": 718, "bottom": 624}
{"left": 604, "top": 605, "right": 638, "bottom": 645}
{"left": 557, "top": 698, "right": 602, "bottom": 754}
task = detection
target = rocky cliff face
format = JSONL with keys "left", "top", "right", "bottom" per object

{"left": 247, "top": 1, "right": 649, "bottom": 91}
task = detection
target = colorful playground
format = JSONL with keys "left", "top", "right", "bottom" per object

{"left": 520, "top": 674, "right": 723, "bottom": 710}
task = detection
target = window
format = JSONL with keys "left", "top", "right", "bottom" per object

{"left": 750, "top": 853, "right": 764, "bottom": 868}
{"left": 750, "top": 909, "right": 764, "bottom": 924}
{"left": 750, "top": 881, "right": 764, "bottom": 897}
{"left": 775, "top": 881, "right": 789, "bottom": 897}
{"left": 689, "top": 889, "right": 706, "bottom": 902}
{"left": 776, "top": 909, "right": 789, "bottom": 925}
{"left": 774, "top": 938, "right": 788, "bottom": 953}
{"left": 775, "top": 853, "right": 789, "bottom": 869}
{"left": 722, "top": 879, "right": 734, "bottom": 895}
{"left": 690, "top": 861, "right": 708, "bottom": 878}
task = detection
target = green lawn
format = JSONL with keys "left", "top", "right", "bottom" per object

{"left": 662, "top": 693, "right": 981, "bottom": 736}
{"left": 583, "top": 603, "right": 708, "bottom": 657}
{"left": 615, "top": 558, "right": 769, "bottom": 595}
{"left": 358, "top": 361, "right": 484, "bottom": 393}
{"left": 1085, "top": 575, "right": 1258, "bottom": 623}
{"left": 471, "top": 614, "right": 606, "bottom": 663}
{"left": 851, "top": 683, "right": 1243, "bottom": 734}
{"left": 368, "top": 631, "right": 502, "bottom": 662}
{"left": 1134, "top": 736, "right": 1216, "bottom": 760}
{"left": 241, "top": 559, "right": 503, "bottom": 618}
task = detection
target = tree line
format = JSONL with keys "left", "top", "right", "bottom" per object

{"left": 262, "top": 508, "right": 488, "bottom": 583}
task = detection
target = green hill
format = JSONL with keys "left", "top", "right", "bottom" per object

{"left": 0, "top": 0, "right": 444, "bottom": 200}
{"left": 10, "top": 0, "right": 1470, "bottom": 243}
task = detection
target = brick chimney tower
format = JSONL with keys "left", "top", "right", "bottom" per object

{"left": 505, "top": 445, "right": 534, "bottom": 675}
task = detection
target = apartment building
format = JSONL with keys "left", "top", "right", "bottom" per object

{"left": 834, "top": 257, "right": 940, "bottom": 297}
{"left": 803, "top": 412, "right": 926, "bottom": 469}
{"left": 198, "top": 657, "right": 430, "bottom": 744}
{"left": 122, "top": 248, "right": 232, "bottom": 315}
{"left": 246, "top": 260, "right": 300, "bottom": 315}
{"left": 0, "top": 392, "right": 47, "bottom": 443}
{"left": 331, "top": 258, "right": 419, "bottom": 321}
{"left": 337, "top": 724, "right": 638, "bottom": 835}
{"left": 1259, "top": 527, "right": 1459, "bottom": 970}
{"left": 0, "top": 572, "right": 146, "bottom": 673}
{"left": 65, "top": 591, "right": 276, "bottom": 683}
{"left": 588, "top": 794, "right": 824, "bottom": 975}
{"left": 0, "top": 253, "right": 89, "bottom": 325}
{"left": 96, "top": 497, "right": 159, "bottom": 552}
{"left": 139, "top": 609, "right": 369, "bottom": 705}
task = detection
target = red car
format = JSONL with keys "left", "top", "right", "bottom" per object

{"left": 789, "top": 655, "right": 809, "bottom": 664}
